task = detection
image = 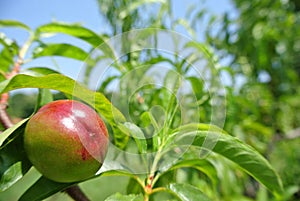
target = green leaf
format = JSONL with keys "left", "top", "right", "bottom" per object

{"left": 22, "top": 67, "right": 60, "bottom": 76}
{"left": 100, "top": 169, "right": 136, "bottom": 178}
{"left": 34, "top": 89, "right": 53, "bottom": 112}
{"left": 169, "top": 159, "right": 218, "bottom": 186}
{"left": 0, "top": 119, "right": 31, "bottom": 192}
{"left": 174, "top": 18, "right": 196, "bottom": 38}
{"left": 184, "top": 41, "right": 215, "bottom": 64}
{"left": 98, "top": 75, "right": 119, "bottom": 92}
{"left": 0, "top": 20, "right": 30, "bottom": 31}
{"left": 0, "top": 33, "right": 19, "bottom": 73}
{"left": 119, "top": 0, "right": 166, "bottom": 19}
{"left": 162, "top": 70, "right": 181, "bottom": 131}
{"left": 186, "top": 76, "right": 204, "bottom": 100}
{"left": 168, "top": 183, "right": 212, "bottom": 201}
{"left": 36, "top": 22, "right": 105, "bottom": 48}
{"left": 104, "top": 192, "right": 143, "bottom": 201}
{"left": 0, "top": 162, "right": 23, "bottom": 191}
{"left": 0, "top": 74, "right": 128, "bottom": 149}
{"left": 140, "top": 111, "right": 160, "bottom": 150}
{"left": 0, "top": 32, "right": 18, "bottom": 50}
{"left": 0, "top": 118, "right": 29, "bottom": 147}
{"left": 126, "top": 177, "right": 143, "bottom": 194}
{"left": 164, "top": 70, "right": 181, "bottom": 96}
{"left": 118, "top": 122, "right": 147, "bottom": 154}
{"left": 33, "top": 43, "right": 89, "bottom": 61}
{"left": 173, "top": 131, "right": 283, "bottom": 195}
{"left": 0, "top": 47, "right": 14, "bottom": 72}
{"left": 172, "top": 123, "right": 227, "bottom": 134}
{"left": 20, "top": 169, "right": 135, "bottom": 201}
{"left": 19, "top": 176, "right": 75, "bottom": 201}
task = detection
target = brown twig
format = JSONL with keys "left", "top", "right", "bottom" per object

{"left": 64, "top": 185, "right": 91, "bottom": 201}
{"left": 0, "top": 97, "right": 14, "bottom": 129}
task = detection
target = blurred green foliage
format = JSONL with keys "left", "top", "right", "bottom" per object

{"left": 7, "top": 92, "right": 67, "bottom": 119}
{"left": 206, "top": 0, "right": 300, "bottom": 199}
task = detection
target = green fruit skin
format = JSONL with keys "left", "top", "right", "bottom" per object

{"left": 24, "top": 100, "right": 109, "bottom": 183}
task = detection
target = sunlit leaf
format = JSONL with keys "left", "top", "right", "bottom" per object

{"left": 169, "top": 159, "right": 218, "bottom": 186}
{"left": 162, "top": 70, "right": 181, "bottom": 132}
{"left": 119, "top": 0, "right": 166, "bottom": 19}
{"left": 186, "top": 76, "right": 204, "bottom": 100}
{"left": 172, "top": 123, "right": 227, "bottom": 134}
{"left": 118, "top": 122, "right": 147, "bottom": 154}
{"left": 33, "top": 43, "right": 89, "bottom": 61}
{"left": 0, "top": 118, "right": 29, "bottom": 147}
{"left": 174, "top": 18, "right": 196, "bottom": 38}
{"left": 36, "top": 22, "right": 105, "bottom": 48}
{"left": 98, "top": 75, "right": 119, "bottom": 92}
{"left": 168, "top": 183, "right": 212, "bottom": 201}
{"left": 100, "top": 169, "right": 136, "bottom": 178}
{"left": 0, "top": 20, "right": 30, "bottom": 31}
{"left": 0, "top": 162, "right": 23, "bottom": 191}
{"left": 105, "top": 192, "right": 143, "bottom": 201}
{"left": 172, "top": 130, "right": 283, "bottom": 195}
{"left": 0, "top": 32, "right": 19, "bottom": 50}
{"left": 0, "top": 119, "right": 31, "bottom": 192}
{"left": 34, "top": 89, "right": 53, "bottom": 112}
{"left": 0, "top": 47, "right": 14, "bottom": 72}
{"left": 184, "top": 41, "right": 215, "bottom": 64}
{"left": 22, "top": 67, "right": 60, "bottom": 76}
{"left": 0, "top": 33, "right": 19, "bottom": 73}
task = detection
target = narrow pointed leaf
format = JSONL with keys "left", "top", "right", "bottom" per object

{"left": 0, "top": 32, "right": 19, "bottom": 72}
{"left": 0, "top": 119, "right": 31, "bottom": 191}
{"left": 0, "top": 118, "right": 29, "bottom": 147}
{"left": 0, "top": 162, "right": 23, "bottom": 191}
{"left": 169, "top": 159, "right": 218, "bottom": 186}
{"left": 119, "top": 0, "right": 166, "bottom": 19}
{"left": 36, "top": 22, "right": 105, "bottom": 48}
{"left": 22, "top": 67, "right": 60, "bottom": 76}
{"left": 118, "top": 122, "right": 147, "bottom": 154}
{"left": 0, "top": 47, "right": 14, "bottom": 72}
{"left": 168, "top": 183, "right": 212, "bottom": 201}
{"left": 173, "top": 131, "right": 283, "bottom": 195}
{"left": 34, "top": 89, "right": 53, "bottom": 112}
{"left": 105, "top": 193, "right": 143, "bottom": 201}
{"left": 0, "top": 20, "right": 30, "bottom": 31}
{"left": 33, "top": 43, "right": 89, "bottom": 61}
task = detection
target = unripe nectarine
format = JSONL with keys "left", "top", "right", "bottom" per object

{"left": 24, "top": 100, "right": 108, "bottom": 183}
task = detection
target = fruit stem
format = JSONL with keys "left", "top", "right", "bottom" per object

{"left": 65, "top": 185, "right": 91, "bottom": 201}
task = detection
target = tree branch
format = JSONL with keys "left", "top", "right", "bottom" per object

{"left": 0, "top": 93, "right": 14, "bottom": 129}
{"left": 64, "top": 185, "right": 91, "bottom": 201}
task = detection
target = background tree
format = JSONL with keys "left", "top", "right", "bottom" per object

{"left": 205, "top": 0, "right": 300, "bottom": 198}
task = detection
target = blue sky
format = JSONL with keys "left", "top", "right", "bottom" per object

{"left": 0, "top": 0, "right": 235, "bottom": 31}
{"left": 0, "top": 0, "right": 236, "bottom": 80}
